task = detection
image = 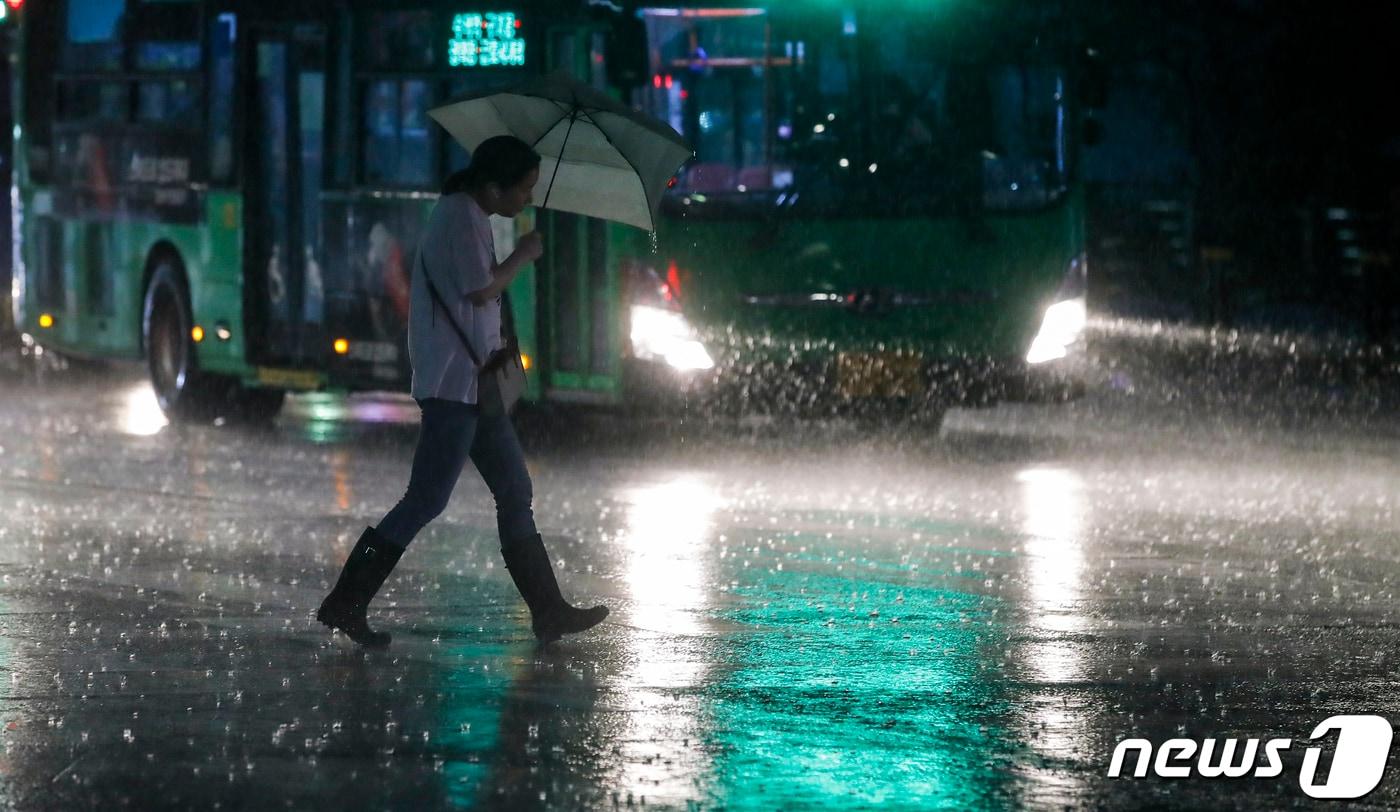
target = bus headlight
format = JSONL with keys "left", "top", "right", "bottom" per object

{"left": 630, "top": 305, "right": 714, "bottom": 371}
{"left": 1026, "top": 297, "right": 1086, "bottom": 365}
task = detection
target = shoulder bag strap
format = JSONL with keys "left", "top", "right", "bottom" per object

{"left": 500, "top": 290, "right": 519, "bottom": 352}
{"left": 418, "top": 251, "right": 484, "bottom": 369}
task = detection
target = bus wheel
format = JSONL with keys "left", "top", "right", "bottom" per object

{"left": 142, "top": 263, "right": 219, "bottom": 419}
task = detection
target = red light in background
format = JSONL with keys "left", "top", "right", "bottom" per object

{"left": 514, "top": 18, "right": 521, "bottom": 28}
{"left": 5, "top": 0, "right": 23, "bottom": 10}
{"left": 667, "top": 176, "right": 677, "bottom": 189}
{"left": 679, "top": 89, "right": 689, "bottom": 100}
{"left": 653, "top": 75, "right": 662, "bottom": 89}
{"left": 664, "top": 74, "right": 674, "bottom": 89}
{"left": 666, "top": 260, "right": 683, "bottom": 302}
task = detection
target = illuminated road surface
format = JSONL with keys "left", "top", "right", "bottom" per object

{"left": 3, "top": 332, "right": 1400, "bottom": 810}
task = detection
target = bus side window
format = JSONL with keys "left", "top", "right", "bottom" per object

{"left": 130, "top": 2, "right": 201, "bottom": 128}
{"left": 136, "top": 80, "right": 197, "bottom": 126}
{"left": 361, "top": 79, "right": 433, "bottom": 188}
{"left": 135, "top": 41, "right": 201, "bottom": 72}
{"left": 330, "top": 9, "right": 353, "bottom": 188}
{"left": 63, "top": 0, "right": 126, "bottom": 72}
{"left": 56, "top": 80, "right": 127, "bottom": 124}
{"left": 209, "top": 14, "right": 237, "bottom": 184}
{"left": 355, "top": 10, "right": 437, "bottom": 189}
{"left": 364, "top": 10, "right": 435, "bottom": 72}
{"left": 21, "top": 0, "right": 61, "bottom": 182}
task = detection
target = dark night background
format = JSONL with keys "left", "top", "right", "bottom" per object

{"left": 1074, "top": 1, "right": 1400, "bottom": 340}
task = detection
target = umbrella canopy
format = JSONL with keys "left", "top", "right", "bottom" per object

{"left": 428, "top": 71, "right": 692, "bottom": 232}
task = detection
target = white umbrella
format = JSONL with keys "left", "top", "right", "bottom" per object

{"left": 428, "top": 71, "right": 693, "bottom": 232}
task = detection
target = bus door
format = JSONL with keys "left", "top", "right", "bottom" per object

{"left": 245, "top": 24, "right": 327, "bottom": 367}
{"left": 537, "top": 26, "right": 622, "bottom": 404}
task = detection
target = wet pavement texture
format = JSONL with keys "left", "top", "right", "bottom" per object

{"left": 4, "top": 322, "right": 1400, "bottom": 809}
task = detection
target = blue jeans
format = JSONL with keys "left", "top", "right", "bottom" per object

{"left": 376, "top": 398, "right": 537, "bottom": 549}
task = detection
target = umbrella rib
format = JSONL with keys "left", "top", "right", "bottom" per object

{"left": 540, "top": 109, "right": 579, "bottom": 211}
{"left": 575, "top": 104, "right": 690, "bottom": 148}
{"left": 577, "top": 107, "right": 664, "bottom": 230}
{"left": 529, "top": 99, "right": 575, "bottom": 150}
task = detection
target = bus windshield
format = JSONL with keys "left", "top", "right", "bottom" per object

{"left": 641, "top": 7, "right": 1069, "bottom": 216}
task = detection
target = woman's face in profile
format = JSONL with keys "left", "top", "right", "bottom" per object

{"left": 494, "top": 167, "right": 540, "bottom": 217}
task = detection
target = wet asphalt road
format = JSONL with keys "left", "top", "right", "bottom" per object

{"left": 4, "top": 324, "right": 1400, "bottom": 810}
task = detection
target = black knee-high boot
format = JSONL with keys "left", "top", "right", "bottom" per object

{"left": 501, "top": 534, "right": 608, "bottom": 644}
{"left": 317, "top": 527, "right": 403, "bottom": 647}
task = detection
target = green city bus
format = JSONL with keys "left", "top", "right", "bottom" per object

{"left": 8, "top": 0, "right": 650, "bottom": 419}
{"left": 624, "top": 0, "right": 1091, "bottom": 416}
{"left": 7, "top": 0, "right": 1089, "bottom": 421}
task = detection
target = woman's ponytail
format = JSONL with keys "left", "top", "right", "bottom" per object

{"left": 441, "top": 166, "right": 479, "bottom": 196}
{"left": 439, "top": 136, "right": 540, "bottom": 197}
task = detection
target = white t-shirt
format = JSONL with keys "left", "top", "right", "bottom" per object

{"left": 408, "top": 194, "right": 505, "bottom": 404}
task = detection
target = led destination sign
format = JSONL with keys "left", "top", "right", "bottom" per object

{"left": 449, "top": 11, "right": 526, "bottom": 68}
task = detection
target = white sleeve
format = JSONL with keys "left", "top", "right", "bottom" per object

{"left": 450, "top": 204, "right": 493, "bottom": 303}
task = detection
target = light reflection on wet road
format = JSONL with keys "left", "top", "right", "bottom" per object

{"left": 3, "top": 357, "right": 1400, "bottom": 809}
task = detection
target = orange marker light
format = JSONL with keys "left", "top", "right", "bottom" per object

{"left": 521, "top": 353, "right": 533, "bottom": 371}
{"left": 38, "top": 313, "right": 54, "bottom": 329}
{"left": 191, "top": 326, "right": 205, "bottom": 342}
{"left": 333, "top": 338, "right": 350, "bottom": 355}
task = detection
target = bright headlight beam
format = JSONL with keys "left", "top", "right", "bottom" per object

{"left": 1026, "top": 297, "right": 1087, "bottom": 365}
{"left": 630, "top": 305, "right": 715, "bottom": 371}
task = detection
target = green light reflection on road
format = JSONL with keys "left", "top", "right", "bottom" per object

{"left": 706, "top": 569, "right": 1017, "bottom": 810}
{"left": 434, "top": 640, "right": 512, "bottom": 807}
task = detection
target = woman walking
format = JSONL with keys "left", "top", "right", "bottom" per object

{"left": 316, "top": 136, "right": 608, "bottom": 647}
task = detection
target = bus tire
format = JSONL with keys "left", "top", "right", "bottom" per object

{"left": 142, "top": 262, "right": 221, "bottom": 420}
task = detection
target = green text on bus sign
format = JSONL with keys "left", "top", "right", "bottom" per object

{"left": 449, "top": 12, "right": 526, "bottom": 68}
